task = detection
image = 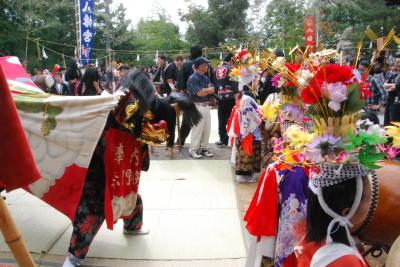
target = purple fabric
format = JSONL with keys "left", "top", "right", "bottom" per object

{"left": 274, "top": 167, "right": 309, "bottom": 267}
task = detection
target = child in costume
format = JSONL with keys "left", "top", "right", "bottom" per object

{"left": 228, "top": 49, "right": 263, "bottom": 183}
{"left": 227, "top": 93, "right": 263, "bottom": 183}
{"left": 244, "top": 50, "right": 313, "bottom": 267}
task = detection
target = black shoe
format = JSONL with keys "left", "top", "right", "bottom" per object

{"left": 215, "top": 141, "right": 227, "bottom": 147}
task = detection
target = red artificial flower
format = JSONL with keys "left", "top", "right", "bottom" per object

{"left": 236, "top": 50, "right": 250, "bottom": 61}
{"left": 285, "top": 63, "right": 301, "bottom": 74}
{"left": 358, "top": 73, "right": 371, "bottom": 99}
{"left": 314, "top": 64, "right": 354, "bottom": 84}
{"left": 301, "top": 78, "right": 322, "bottom": 104}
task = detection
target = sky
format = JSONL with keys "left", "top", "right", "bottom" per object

{"left": 113, "top": 0, "right": 209, "bottom": 33}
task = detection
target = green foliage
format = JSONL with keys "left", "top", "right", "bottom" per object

{"left": 319, "top": 0, "right": 400, "bottom": 48}
{"left": 1, "top": 0, "right": 399, "bottom": 72}
{"left": 92, "top": 1, "right": 135, "bottom": 64}
{"left": 182, "top": 5, "right": 223, "bottom": 47}
{"left": 135, "top": 19, "right": 182, "bottom": 50}
{"left": 182, "top": 0, "right": 249, "bottom": 47}
{"left": 1, "top": 0, "right": 75, "bottom": 70}
{"left": 261, "top": 0, "right": 306, "bottom": 50}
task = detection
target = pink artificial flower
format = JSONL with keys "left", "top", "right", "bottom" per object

{"left": 322, "top": 82, "right": 348, "bottom": 112}
{"left": 293, "top": 152, "right": 308, "bottom": 163}
{"left": 336, "top": 151, "right": 350, "bottom": 163}
{"left": 385, "top": 146, "right": 400, "bottom": 160}
{"left": 271, "top": 74, "right": 282, "bottom": 88}
{"left": 273, "top": 138, "right": 284, "bottom": 153}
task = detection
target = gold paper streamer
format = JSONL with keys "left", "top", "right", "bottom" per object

{"left": 393, "top": 35, "right": 400, "bottom": 45}
{"left": 354, "top": 41, "right": 363, "bottom": 68}
{"left": 365, "top": 26, "right": 378, "bottom": 41}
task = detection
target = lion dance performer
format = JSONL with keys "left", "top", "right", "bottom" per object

{"left": 63, "top": 70, "right": 170, "bottom": 266}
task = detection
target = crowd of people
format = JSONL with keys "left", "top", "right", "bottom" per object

{"left": 30, "top": 46, "right": 400, "bottom": 165}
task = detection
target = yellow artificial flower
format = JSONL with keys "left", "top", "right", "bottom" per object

{"left": 282, "top": 146, "right": 295, "bottom": 163}
{"left": 386, "top": 122, "right": 400, "bottom": 147}
{"left": 262, "top": 101, "right": 280, "bottom": 122}
{"left": 231, "top": 68, "right": 241, "bottom": 77}
{"left": 283, "top": 125, "right": 314, "bottom": 149}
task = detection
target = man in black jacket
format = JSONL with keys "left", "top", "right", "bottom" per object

{"left": 162, "top": 55, "right": 184, "bottom": 95}
{"left": 214, "top": 53, "right": 238, "bottom": 146}
{"left": 50, "top": 72, "right": 69, "bottom": 95}
{"left": 153, "top": 55, "right": 167, "bottom": 95}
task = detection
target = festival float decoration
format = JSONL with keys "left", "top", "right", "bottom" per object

{"left": 230, "top": 49, "right": 258, "bottom": 87}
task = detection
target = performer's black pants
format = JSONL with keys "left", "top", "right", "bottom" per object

{"left": 217, "top": 99, "right": 235, "bottom": 145}
{"left": 67, "top": 152, "right": 143, "bottom": 263}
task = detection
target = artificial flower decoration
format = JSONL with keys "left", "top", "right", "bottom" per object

{"left": 272, "top": 137, "right": 284, "bottom": 153}
{"left": 314, "top": 64, "right": 354, "bottom": 84}
{"left": 301, "top": 79, "right": 322, "bottom": 105}
{"left": 307, "top": 134, "right": 341, "bottom": 162}
{"left": 283, "top": 125, "right": 314, "bottom": 149}
{"left": 280, "top": 104, "right": 310, "bottom": 124}
{"left": 378, "top": 144, "right": 400, "bottom": 160}
{"left": 271, "top": 74, "right": 283, "bottom": 88}
{"left": 301, "top": 64, "right": 365, "bottom": 116}
{"left": 231, "top": 68, "right": 241, "bottom": 77}
{"left": 322, "top": 82, "right": 348, "bottom": 112}
{"left": 296, "top": 69, "right": 314, "bottom": 87}
{"left": 336, "top": 151, "right": 351, "bottom": 164}
{"left": 262, "top": 100, "right": 281, "bottom": 122}
{"left": 385, "top": 122, "right": 400, "bottom": 147}
{"left": 259, "top": 49, "right": 388, "bottom": 171}
{"left": 345, "top": 119, "right": 388, "bottom": 169}
{"left": 236, "top": 50, "right": 254, "bottom": 64}
{"left": 230, "top": 48, "right": 258, "bottom": 84}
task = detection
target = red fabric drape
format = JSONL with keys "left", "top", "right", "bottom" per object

{"left": 0, "top": 61, "right": 41, "bottom": 192}
{"left": 244, "top": 166, "right": 279, "bottom": 236}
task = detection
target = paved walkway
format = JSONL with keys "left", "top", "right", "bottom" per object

{"left": 0, "top": 110, "right": 247, "bottom": 266}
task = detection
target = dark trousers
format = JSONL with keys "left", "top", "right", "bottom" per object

{"left": 217, "top": 99, "right": 235, "bottom": 145}
{"left": 384, "top": 104, "right": 391, "bottom": 126}
{"left": 390, "top": 103, "right": 400, "bottom": 124}
{"left": 68, "top": 155, "right": 143, "bottom": 261}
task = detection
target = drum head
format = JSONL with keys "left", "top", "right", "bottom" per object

{"left": 387, "top": 235, "right": 400, "bottom": 267}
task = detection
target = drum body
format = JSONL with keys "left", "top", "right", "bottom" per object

{"left": 354, "top": 161, "right": 400, "bottom": 247}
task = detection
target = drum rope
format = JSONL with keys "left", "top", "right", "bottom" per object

{"left": 354, "top": 171, "right": 379, "bottom": 236}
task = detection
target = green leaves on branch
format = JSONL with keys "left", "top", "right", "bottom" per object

{"left": 346, "top": 129, "right": 387, "bottom": 169}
